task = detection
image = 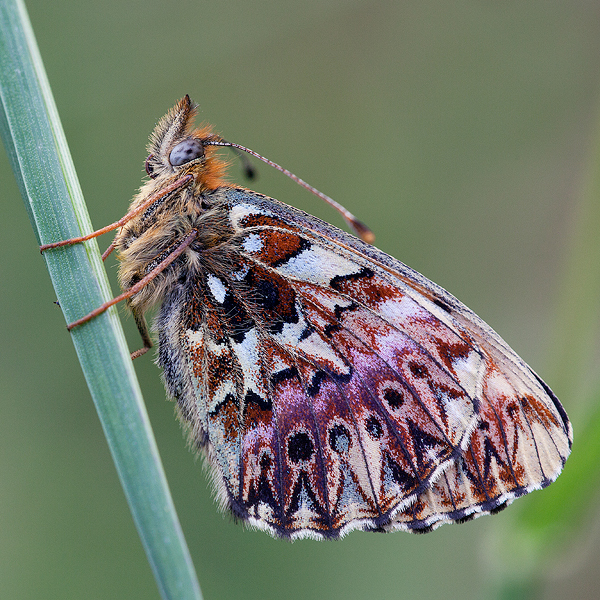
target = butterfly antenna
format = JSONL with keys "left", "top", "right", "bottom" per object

{"left": 205, "top": 138, "right": 375, "bottom": 244}
{"left": 228, "top": 146, "right": 257, "bottom": 180}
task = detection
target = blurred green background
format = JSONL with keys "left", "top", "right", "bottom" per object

{"left": 2, "top": 1, "right": 599, "bottom": 598}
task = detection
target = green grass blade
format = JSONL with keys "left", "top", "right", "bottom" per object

{"left": 0, "top": 1, "right": 202, "bottom": 598}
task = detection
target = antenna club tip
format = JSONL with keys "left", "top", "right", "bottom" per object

{"left": 244, "top": 165, "right": 257, "bottom": 180}
{"left": 350, "top": 220, "right": 375, "bottom": 244}
{"left": 361, "top": 230, "right": 376, "bottom": 244}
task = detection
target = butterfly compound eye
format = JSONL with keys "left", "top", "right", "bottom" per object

{"left": 169, "top": 139, "right": 205, "bottom": 166}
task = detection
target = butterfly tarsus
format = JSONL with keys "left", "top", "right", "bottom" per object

{"left": 130, "top": 346, "right": 151, "bottom": 360}
{"left": 130, "top": 304, "right": 153, "bottom": 360}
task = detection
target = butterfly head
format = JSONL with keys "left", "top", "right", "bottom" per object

{"left": 144, "top": 95, "right": 228, "bottom": 191}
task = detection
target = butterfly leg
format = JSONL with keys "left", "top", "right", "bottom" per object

{"left": 65, "top": 229, "right": 199, "bottom": 358}
{"left": 102, "top": 240, "right": 117, "bottom": 261}
{"left": 39, "top": 175, "right": 193, "bottom": 253}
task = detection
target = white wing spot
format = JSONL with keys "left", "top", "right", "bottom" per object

{"left": 276, "top": 245, "right": 361, "bottom": 285}
{"left": 243, "top": 233, "right": 264, "bottom": 253}
{"left": 450, "top": 351, "right": 484, "bottom": 400}
{"left": 207, "top": 274, "right": 227, "bottom": 304}
{"left": 229, "top": 203, "right": 273, "bottom": 227}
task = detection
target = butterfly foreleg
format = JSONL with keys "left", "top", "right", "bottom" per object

{"left": 65, "top": 228, "right": 199, "bottom": 359}
{"left": 39, "top": 175, "right": 193, "bottom": 253}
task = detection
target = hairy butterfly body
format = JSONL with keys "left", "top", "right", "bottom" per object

{"left": 52, "top": 96, "right": 572, "bottom": 539}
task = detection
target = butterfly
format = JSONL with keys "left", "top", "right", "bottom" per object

{"left": 41, "top": 96, "right": 572, "bottom": 539}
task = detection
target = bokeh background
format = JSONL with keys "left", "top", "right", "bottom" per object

{"left": 2, "top": 1, "right": 600, "bottom": 598}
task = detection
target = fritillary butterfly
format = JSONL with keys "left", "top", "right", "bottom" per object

{"left": 42, "top": 96, "right": 572, "bottom": 539}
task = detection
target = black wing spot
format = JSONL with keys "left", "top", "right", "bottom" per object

{"left": 298, "top": 324, "right": 314, "bottom": 342}
{"left": 307, "top": 370, "right": 328, "bottom": 397}
{"left": 409, "top": 362, "right": 428, "bottom": 379}
{"left": 260, "top": 452, "right": 272, "bottom": 469}
{"left": 384, "top": 388, "right": 405, "bottom": 409}
{"left": 366, "top": 415, "right": 383, "bottom": 439}
{"left": 287, "top": 471, "right": 326, "bottom": 523}
{"left": 329, "top": 424, "right": 351, "bottom": 454}
{"left": 408, "top": 420, "right": 446, "bottom": 469}
{"left": 244, "top": 389, "right": 272, "bottom": 413}
{"left": 385, "top": 452, "right": 418, "bottom": 490}
{"left": 271, "top": 236, "right": 311, "bottom": 268}
{"left": 271, "top": 367, "right": 299, "bottom": 387}
{"left": 433, "top": 298, "right": 452, "bottom": 313}
{"left": 255, "top": 278, "right": 279, "bottom": 309}
{"left": 288, "top": 432, "right": 314, "bottom": 463}
{"left": 330, "top": 267, "right": 374, "bottom": 291}
{"left": 219, "top": 287, "right": 255, "bottom": 344}
{"left": 209, "top": 392, "right": 240, "bottom": 417}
